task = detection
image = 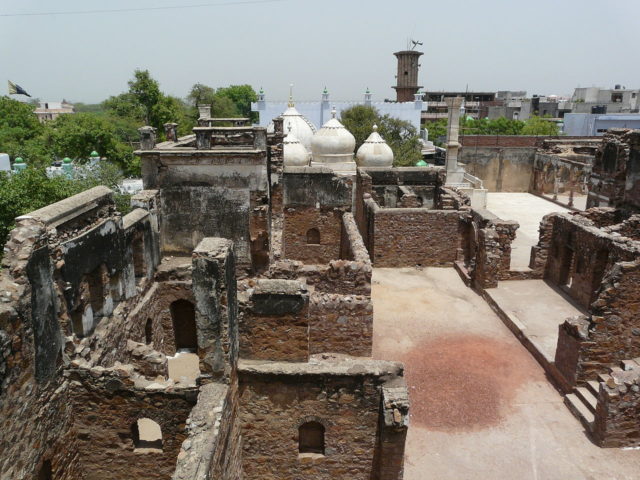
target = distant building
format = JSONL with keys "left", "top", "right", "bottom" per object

{"left": 563, "top": 113, "right": 640, "bottom": 136}
{"left": 252, "top": 88, "right": 423, "bottom": 132}
{"left": 422, "top": 91, "right": 497, "bottom": 121}
{"left": 570, "top": 86, "right": 639, "bottom": 114}
{"left": 34, "top": 100, "right": 74, "bottom": 122}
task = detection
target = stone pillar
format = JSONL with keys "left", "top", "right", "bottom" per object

{"left": 253, "top": 127, "right": 267, "bottom": 150}
{"left": 138, "top": 126, "right": 156, "bottom": 150}
{"left": 163, "top": 122, "right": 178, "bottom": 142}
{"left": 444, "top": 97, "right": 463, "bottom": 180}
{"left": 198, "top": 104, "right": 211, "bottom": 120}
{"left": 192, "top": 238, "right": 238, "bottom": 380}
{"left": 273, "top": 116, "right": 284, "bottom": 136}
{"left": 194, "top": 128, "right": 212, "bottom": 150}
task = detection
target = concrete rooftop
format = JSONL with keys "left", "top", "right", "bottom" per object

{"left": 372, "top": 267, "right": 640, "bottom": 480}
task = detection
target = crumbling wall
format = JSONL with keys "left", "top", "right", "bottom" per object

{"left": 587, "top": 129, "right": 636, "bottom": 211}
{"left": 192, "top": 238, "right": 238, "bottom": 379}
{"left": 592, "top": 360, "right": 640, "bottom": 447}
{"left": 141, "top": 150, "right": 269, "bottom": 271}
{"left": 238, "top": 357, "right": 406, "bottom": 480}
{"left": 172, "top": 382, "right": 243, "bottom": 480}
{"left": 66, "top": 366, "right": 196, "bottom": 480}
{"left": 367, "top": 200, "right": 466, "bottom": 267}
{"left": 0, "top": 186, "right": 164, "bottom": 480}
{"left": 239, "top": 279, "right": 310, "bottom": 362}
{"left": 282, "top": 166, "right": 352, "bottom": 265}
{"left": 309, "top": 293, "right": 372, "bottom": 356}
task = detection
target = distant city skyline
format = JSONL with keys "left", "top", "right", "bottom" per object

{"left": 2, "top": 0, "right": 639, "bottom": 104}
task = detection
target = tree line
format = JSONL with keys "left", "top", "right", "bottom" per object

{"left": 0, "top": 70, "right": 257, "bottom": 250}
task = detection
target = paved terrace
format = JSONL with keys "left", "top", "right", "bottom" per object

{"left": 486, "top": 192, "right": 570, "bottom": 269}
{"left": 372, "top": 267, "right": 640, "bottom": 480}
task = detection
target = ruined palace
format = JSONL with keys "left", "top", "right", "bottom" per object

{"left": 3, "top": 95, "right": 640, "bottom": 479}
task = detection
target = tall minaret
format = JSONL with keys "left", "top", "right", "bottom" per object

{"left": 392, "top": 49, "right": 423, "bottom": 102}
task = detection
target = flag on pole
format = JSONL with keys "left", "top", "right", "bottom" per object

{"left": 8, "top": 81, "right": 31, "bottom": 97}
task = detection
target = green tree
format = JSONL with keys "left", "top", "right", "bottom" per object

{"left": 521, "top": 116, "right": 560, "bottom": 136}
{"left": 0, "top": 168, "right": 79, "bottom": 244}
{"left": 340, "top": 105, "right": 422, "bottom": 166}
{"left": 128, "top": 69, "right": 161, "bottom": 125}
{"left": 0, "top": 97, "right": 47, "bottom": 165}
{"left": 104, "top": 70, "right": 185, "bottom": 134}
{"left": 215, "top": 84, "right": 258, "bottom": 120}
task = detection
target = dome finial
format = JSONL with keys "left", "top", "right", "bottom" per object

{"left": 288, "top": 83, "right": 295, "bottom": 108}
{"left": 323, "top": 86, "right": 328, "bottom": 94}
{"left": 331, "top": 106, "right": 337, "bottom": 119}
{"left": 372, "top": 124, "right": 378, "bottom": 131}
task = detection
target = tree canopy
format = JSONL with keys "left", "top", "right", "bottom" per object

{"left": 339, "top": 105, "right": 423, "bottom": 166}
{"left": 425, "top": 115, "right": 560, "bottom": 145}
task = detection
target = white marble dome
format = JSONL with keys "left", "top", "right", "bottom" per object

{"left": 310, "top": 109, "right": 356, "bottom": 168}
{"left": 267, "top": 104, "right": 316, "bottom": 150}
{"left": 283, "top": 127, "right": 310, "bottom": 166}
{"left": 356, "top": 125, "right": 394, "bottom": 167}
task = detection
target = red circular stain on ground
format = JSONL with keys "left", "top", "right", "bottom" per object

{"left": 400, "top": 335, "right": 541, "bottom": 431}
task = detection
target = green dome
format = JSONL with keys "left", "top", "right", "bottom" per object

{"left": 90, "top": 151, "right": 99, "bottom": 158}
{"left": 323, "top": 86, "right": 328, "bottom": 94}
{"left": 416, "top": 159, "right": 428, "bottom": 167}
{"left": 63, "top": 157, "right": 72, "bottom": 164}
{"left": 14, "top": 157, "right": 24, "bottom": 163}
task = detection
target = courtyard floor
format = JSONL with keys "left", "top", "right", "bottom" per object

{"left": 372, "top": 267, "right": 640, "bottom": 480}
{"left": 486, "top": 192, "right": 571, "bottom": 269}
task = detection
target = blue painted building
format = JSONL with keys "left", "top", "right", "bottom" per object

{"left": 563, "top": 113, "right": 640, "bottom": 136}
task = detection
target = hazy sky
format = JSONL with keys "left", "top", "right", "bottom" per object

{"left": 2, "top": 0, "right": 639, "bottom": 103}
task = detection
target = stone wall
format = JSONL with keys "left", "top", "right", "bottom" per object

{"left": 283, "top": 207, "right": 345, "bottom": 264}
{"left": 239, "top": 279, "right": 310, "bottom": 362}
{"left": 592, "top": 360, "right": 640, "bottom": 447}
{"left": 309, "top": 293, "right": 372, "bottom": 357}
{"left": 0, "top": 186, "right": 168, "bottom": 479}
{"left": 192, "top": 238, "right": 238, "bottom": 379}
{"left": 238, "top": 357, "right": 406, "bottom": 480}
{"left": 140, "top": 149, "right": 269, "bottom": 270}
{"left": 282, "top": 166, "right": 352, "bottom": 265}
{"left": 462, "top": 209, "right": 519, "bottom": 289}
{"left": 172, "top": 382, "right": 243, "bottom": 480}
{"left": 588, "top": 129, "right": 640, "bottom": 212}
{"left": 66, "top": 366, "right": 196, "bottom": 480}
{"left": 366, "top": 199, "right": 466, "bottom": 267}
{"left": 459, "top": 138, "right": 536, "bottom": 192}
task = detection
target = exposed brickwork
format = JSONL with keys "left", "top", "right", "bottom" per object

{"left": 239, "top": 280, "right": 310, "bottom": 362}
{"left": 238, "top": 357, "right": 404, "bottom": 480}
{"left": 283, "top": 207, "right": 345, "bottom": 264}
{"left": 309, "top": 293, "right": 372, "bottom": 357}
{"left": 370, "top": 205, "right": 465, "bottom": 267}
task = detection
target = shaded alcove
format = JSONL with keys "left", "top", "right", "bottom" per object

{"left": 170, "top": 299, "right": 197, "bottom": 351}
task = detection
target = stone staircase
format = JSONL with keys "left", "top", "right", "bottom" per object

{"left": 564, "top": 380, "right": 600, "bottom": 431}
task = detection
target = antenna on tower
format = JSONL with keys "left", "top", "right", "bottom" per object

{"left": 410, "top": 39, "right": 423, "bottom": 51}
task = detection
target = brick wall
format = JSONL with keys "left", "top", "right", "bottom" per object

{"left": 238, "top": 359, "right": 404, "bottom": 480}
{"left": 370, "top": 206, "right": 464, "bottom": 267}
{"left": 239, "top": 280, "right": 310, "bottom": 362}
{"left": 283, "top": 207, "right": 344, "bottom": 264}
{"left": 309, "top": 293, "right": 372, "bottom": 357}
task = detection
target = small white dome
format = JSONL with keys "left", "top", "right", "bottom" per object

{"left": 283, "top": 127, "right": 310, "bottom": 166}
{"left": 310, "top": 109, "right": 356, "bottom": 166}
{"left": 280, "top": 106, "right": 316, "bottom": 150}
{"left": 356, "top": 125, "right": 394, "bottom": 167}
